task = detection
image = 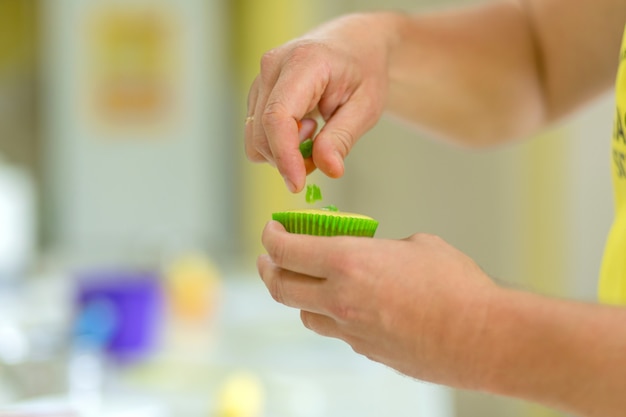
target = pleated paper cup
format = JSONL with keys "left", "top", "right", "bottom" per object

{"left": 272, "top": 209, "right": 378, "bottom": 237}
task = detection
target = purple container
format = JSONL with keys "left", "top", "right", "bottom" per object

{"left": 74, "top": 269, "right": 164, "bottom": 364}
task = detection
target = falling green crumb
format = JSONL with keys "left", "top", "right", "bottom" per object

{"left": 299, "top": 142, "right": 337, "bottom": 208}
{"left": 305, "top": 184, "right": 322, "bottom": 204}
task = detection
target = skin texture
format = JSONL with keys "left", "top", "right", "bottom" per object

{"left": 245, "top": 0, "right": 626, "bottom": 415}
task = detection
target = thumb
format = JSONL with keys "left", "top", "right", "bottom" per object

{"left": 313, "top": 99, "right": 380, "bottom": 178}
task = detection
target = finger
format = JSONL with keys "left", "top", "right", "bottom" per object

{"left": 300, "top": 310, "right": 343, "bottom": 339}
{"left": 257, "top": 254, "right": 328, "bottom": 314}
{"left": 261, "top": 220, "right": 368, "bottom": 278}
{"left": 299, "top": 118, "right": 318, "bottom": 175}
{"left": 301, "top": 311, "right": 373, "bottom": 363}
{"left": 299, "top": 118, "right": 317, "bottom": 142}
{"left": 304, "top": 158, "right": 317, "bottom": 176}
{"left": 253, "top": 83, "right": 277, "bottom": 163}
{"left": 245, "top": 77, "right": 267, "bottom": 163}
{"left": 251, "top": 49, "right": 287, "bottom": 165}
{"left": 246, "top": 76, "right": 260, "bottom": 116}
{"left": 261, "top": 61, "right": 331, "bottom": 193}
{"left": 314, "top": 91, "right": 381, "bottom": 178}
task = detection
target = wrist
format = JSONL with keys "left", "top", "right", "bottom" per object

{"left": 471, "top": 287, "right": 601, "bottom": 408}
{"left": 372, "top": 11, "right": 410, "bottom": 53}
{"left": 444, "top": 283, "right": 504, "bottom": 391}
{"left": 468, "top": 286, "right": 516, "bottom": 393}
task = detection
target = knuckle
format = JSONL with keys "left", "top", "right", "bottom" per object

{"left": 261, "top": 100, "right": 287, "bottom": 127}
{"left": 331, "top": 127, "right": 355, "bottom": 158}
{"left": 264, "top": 235, "right": 287, "bottom": 267}
{"left": 328, "top": 299, "right": 356, "bottom": 323}
{"left": 333, "top": 262, "right": 354, "bottom": 281}
{"left": 348, "top": 339, "right": 368, "bottom": 357}
{"left": 259, "top": 48, "right": 281, "bottom": 78}
{"left": 285, "top": 44, "right": 309, "bottom": 64}
{"left": 405, "top": 232, "right": 423, "bottom": 242}
{"left": 362, "top": 98, "right": 381, "bottom": 121}
{"left": 285, "top": 41, "right": 322, "bottom": 66}
{"left": 407, "top": 232, "right": 439, "bottom": 243}
{"left": 300, "top": 310, "right": 315, "bottom": 331}
{"left": 250, "top": 132, "right": 273, "bottom": 161}
{"left": 351, "top": 344, "right": 364, "bottom": 356}
{"left": 246, "top": 76, "right": 260, "bottom": 107}
{"left": 244, "top": 140, "right": 265, "bottom": 163}
{"left": 246, "top": 150, "right": 266, "bottom": 163}
{"left": 257, "top": 258, "right": 286, "bottom": 305}
{"left": 425, "top": 233, "right": 445, "bottom": 246}
{"left": 331, "top": 251, "right": 361, "bottom": 278}
{"left": 267, "top": 270, "right": 285, "bottom": 304}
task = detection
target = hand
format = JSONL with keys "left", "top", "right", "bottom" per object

{"left": 257, "top": 221, "right": 497, "bottom": 389}
{"left": 244, "top": 13, "right": 400, "bottom": 193}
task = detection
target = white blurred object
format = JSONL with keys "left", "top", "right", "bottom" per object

{"left": 0, "top": 159, "right": 36, "bottom": 282}
{"left": 0, "top": 321, "right": 28, "bottom": 363}
{"left": 0, "top": 395, "right": 166, "bottom": 417}
{"left": 41, "top": 0, "right": 232, "bottom": 260}
{"left": 215, "top": 371, "right": 265, "bottom": 417}
{"left": 416, "top": 381, "right": 455, "bottom": 417}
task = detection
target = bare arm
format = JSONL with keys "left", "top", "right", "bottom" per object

{"left": 479, "top": 288, "right": 626, "bottom": 417}
{"left": 245, "top": 0, "right": 626, "bottom": 190}
{"left": 387, "top": 0, "right": 625, "bottom": 145}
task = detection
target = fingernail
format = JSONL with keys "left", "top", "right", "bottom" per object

{"left": 266, "top": 220, "right": 283, "bottom": 231}
{"left": 284, "top": 176, "right": 297, "bottom": 193}
{"left": 299, "top": 127, "right": 309, "bottom": 141}
{"left": 334, "top": 151, "right": 344, "bottom": 169}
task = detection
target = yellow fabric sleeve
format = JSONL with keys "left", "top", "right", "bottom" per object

{"left": 598, "top": 26, "right": 626, "bottom": 304}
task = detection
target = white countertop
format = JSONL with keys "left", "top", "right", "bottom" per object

{"left": 0, "top": 272, "right": 455, "bottom": 417}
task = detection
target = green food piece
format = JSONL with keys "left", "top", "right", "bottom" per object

{"left": 322, "top": 205, "right": 338, "bottom": 212}
{"left": 299, "top": 138, "right": 313, "bottom": 159}
{"left": 305, "top": 184, "right": 322, "bottom": 204}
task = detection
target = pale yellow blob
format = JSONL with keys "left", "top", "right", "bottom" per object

{"left": 215, "top": 371, "right": 265, "bottom": 417}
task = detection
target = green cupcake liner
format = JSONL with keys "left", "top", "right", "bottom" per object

{"left": 272, "top": 210, "right": 378, "bottom": 237}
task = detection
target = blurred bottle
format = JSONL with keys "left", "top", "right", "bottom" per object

{"left": 0, "top": 157, "right": 36, "bottom": 284}
{"left": 74, "top": 269, "right": 165, "bottom": 365}
{"left": 68, "top": 297, "right": 118, "bottom": 416}
{"left": 163, "top": 252, "right": 221, "bottom": 358}
{"left": 166, "top": 253, "right": 220, "bottom": 322}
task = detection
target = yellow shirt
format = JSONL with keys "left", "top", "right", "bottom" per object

{"left": 599, "top": 27, "right": 626, "bottom": 305}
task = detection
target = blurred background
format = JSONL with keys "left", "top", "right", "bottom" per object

{"left": 0, "top": 0, "right": 615, "bottom": 416}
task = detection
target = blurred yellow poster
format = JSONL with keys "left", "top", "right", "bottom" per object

{"left": 81, "top": 2, "right": 182, "bottom": 137}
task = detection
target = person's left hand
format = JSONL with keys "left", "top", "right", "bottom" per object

{"left": 244, "top": 13, "right": 398, "bottom": 193}
{"left": 257, "top": 220, "right": 498, "bottom": 389}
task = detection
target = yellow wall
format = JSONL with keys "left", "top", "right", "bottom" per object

{"left": 520, "top": 129, "right": 569, "bottom": 417}
{"left": 231, "top": 0, "right": 318, "bottom": 261}
{"left": 0, "top": 1, "right": 37, "bottom": 72}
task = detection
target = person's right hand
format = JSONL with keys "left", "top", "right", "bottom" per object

{"left": 257, "top": 220, "right": 497, "bottom": 389}
{"left": 244, "top": 13, "right": 402, "bottom": 193}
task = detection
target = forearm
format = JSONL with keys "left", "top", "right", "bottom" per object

{"left": 385, "top": 1, "right": 545, "bottom": 146}
{"left": 475, "top": 288, "right": 626, "bottom": 416}
{"left": 384, "top": 0, "right": 624, "bottom": 146}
